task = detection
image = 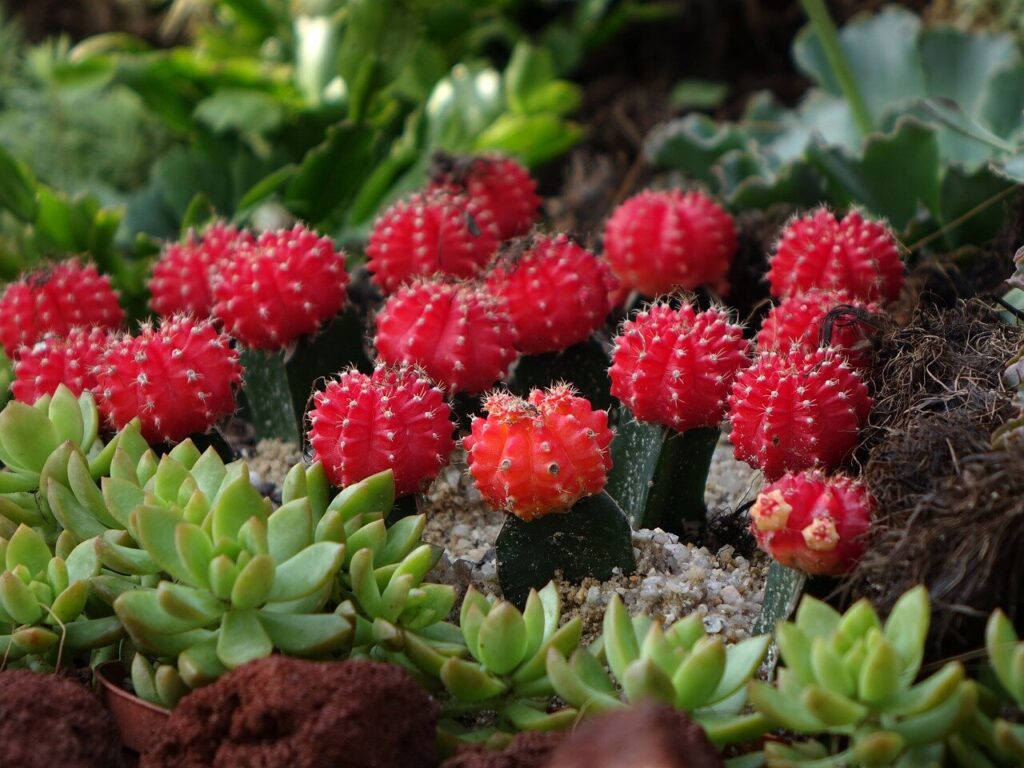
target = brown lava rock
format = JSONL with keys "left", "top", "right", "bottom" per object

{"left": 0, "top": 668, "right": 124, "bottom": 768}
{"left": 142, "top": 657, "right": 438, "bottom": 768}
{"left": 442, "top": 731, "right": 564, "bottom": 768}
{"left": 546, "top": 704, "right": 724, "bottom": 768}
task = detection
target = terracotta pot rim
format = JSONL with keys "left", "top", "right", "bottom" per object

{"left": 94, "top": 660, "right": 172, "bottom": 716}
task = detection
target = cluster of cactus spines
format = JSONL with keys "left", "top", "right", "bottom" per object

{"left": 366, "top": 190, "right": 499, "bottom": 294}
{"left": 374, "top": 279, "right": 518, "bottom": 394}
{"left": 728, "top": 347, "right": 872, "bottom": 480}
{"left": 0, "top": 524, "right": 121, "bottom": 666}
{"left": 0, "top": 260, "right": 124, "bottom": 358}
{"left": 149, "top": 222, "right": 254, "bottom": 318}
{"left": 12, "top": 327, "right": 111, "bottom": 404}
{"left": 750, "top": 470, "right": 872, "bottom": 576}
{"left": 429, "top": 153, "right": 541, "bottom": 241}
{"left": 545, "top": 593, "right": 771, "bottom": 745}
{"left": 767, "top": 207, "right": 904, "bottom": 303}
{"left": 602, "top": 189, "right": 737, "bottom": 297}
{"left": 756, "top": 288, "right": 878, "bottom": 367}
{"left": 95, "top": 315, "right": 242, "bottom": 443}
{"left": 464, "top": 385, "right": 613, "bottom": 520}
{"left": 610, "top": 302, "right": 750, "bottom": 431}
{"left": 210, "top": 223, "right": 349, "bottom": 350}
{"left": 750, "top": 587, "right": 976, "bottom": 766}
{"left": 485, "top": 235, "right": 616, "bottom": 355}
{"left": 307, "top": 364, "right": 455, "bottom": 496}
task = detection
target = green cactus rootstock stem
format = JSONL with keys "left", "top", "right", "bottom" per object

{"left": 799, "top": 0, "right": 873, "bottom": 136}
{"left": 607, "top": 409, "right": 719, "bottom": 537}
{"left": 240, "top": 347, "right": 301, "bottom": 444}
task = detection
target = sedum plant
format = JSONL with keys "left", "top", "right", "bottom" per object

{"left": 546, "top": 594, "right": 771, "bottom": 746}
{"left": 946, "top": 610, "right": 1024, "bottom": 765}
{"left": 0, "top": 523, "right": 121, "bottom": 668}
{"left": 749, "top": 587, "right": 977, "bottom": 766}
{"left": 111, "top": 458, "right": 372, "bottom": 704}
{"left": 410, "top": 583, "right": 584, "bottom": 733}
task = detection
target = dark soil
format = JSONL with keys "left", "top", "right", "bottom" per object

{"left": 442, "top": 731, "right": 565, "bottom": 768}
{"left": 546, "top": 704, "right": 724, "bottom": 768}
{"left": 846, "top": 301, "right": 1024, "bottom": 651}
{"left": 142, "top": 657, "right": 439, "bottom": 768}
{"left": 0, "top": 668, "right": 125, "bottom": 768}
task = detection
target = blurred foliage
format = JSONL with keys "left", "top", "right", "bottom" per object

{"left": 0, "top": 0, "right": 675, "bottom": 310}
{"left": 930, "top": 0, "right": 1024, "bottom": 43}
{"left": 648, "top": 6, "right": 1024, "bottom": 249}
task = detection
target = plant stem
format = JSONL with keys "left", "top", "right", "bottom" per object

{"left": 800, "top": 0, "right": 873, "bottom": 135}
{"left": 240, "top": 347, "right": 300, "bottom": 444}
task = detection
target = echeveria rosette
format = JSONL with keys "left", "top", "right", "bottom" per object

{"left": 545, "top": 594, "right": 771, "bottom": 746}
{"left": 749, "top": 587, "right": 977, "bottom": 766}
{"left": 398, "top": 582, "right": 584, "bottom": 735}
{"left": 0, "top": 524, "right": 121, "bottom": 667}
{"left": 113, "top": 463, "right": 356, "bottom": 703}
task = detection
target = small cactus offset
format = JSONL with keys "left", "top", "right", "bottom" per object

{"left": 0, "top": 260, "right": 125, "bottom": 358}
{"left": 12, "top": 327, "right": 112, "bottom": 404}
{"left": 307, "top": 364, "right": 456, "bottom": 497}
{"left": 374, "top": 280, "right": 519, "bottom": 395}
{"left": 728, "top": 348, "right": 872, "bottom": 480}
{"left": 749, "top": 587, "right": 976, "bottom": 766}
{"left": 95, "top": 315, "right": 243, "bottom": 444}
{"left": 767, "top": 208, "right": 904, "bottom": 303}
{"left": 367, "top": 190, "right": 499, "bottom": 294}
{"left": 485, "top": 235, "right": 615, "bottom": 356}
{"left": 750, "top": 470, "right": 873, "bottom": 576}
{"left": 545, "top": 594, "right": 771, "bottom": 746}
{"left": 149, "top": 222, "right": 253, "bottom": 319}
{"left": 603, "top": 189, "right": 737, "bottom": 297}
{"left": 429, "top": 153, "right": 541, "bottom": 241}
{"left": 606, "top": 301, "right": 750, "bottom": 533}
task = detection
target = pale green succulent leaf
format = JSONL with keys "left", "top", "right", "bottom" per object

{"left": 890, "top": 680, "right": 974, "bottom": 746}
{"left": 258, "top": 609, "right": 352, "bottom": 655}
{"left": 327, "top": 470, "right": 394, "bottom": 522}
{"left": 132, "top": 505, "right": 191, "bottom": 582}
{"left": 12, "top": 625, "right": 58, "bottom": 653}
{"left": 440, "top": 656, "right": 509, "bottom": 702}
{"left": 623, "top": 657, "right": 676, "bottom": 705}
{"left": 217, "top": 607, "right": 273, "bottom": 669}
{"left": 190, "top": 447, "right": 228, "bottom": 500}
{"left": 697, "top": 711, "right": 771, "bottom": 747}
{"left": 178, "top": 636, "right": 228, "bottom": 688}
{"left": 158, "top": 581, "right": 224, "bottom": 624}
{"left": 801, "top": 684, "right": 870, "bottom": 726}
{"left": 859, "top": 632, "right": 904, "bottom": 705}
{"left": 672, "top": 636, "right": 726, "bottom": 711}
{"left": 176, "top": 522, "right": 214, "bottom": 590}
{"left": 0, "top": 570, "right": 42, "bottom": 623}
{"left": 48, "top": 579, "right": 89, "bottom": 624}
{"left": 231, "top": 554, "right": 275, "bottom": 609}
{"left": 344, "top": 518, "right": 387, "bottom": 565}
{"left": 986, "top": 609, "right": 1021, "bottom": 703}
{"left": 380, "top": 514, "right": 425, "bottom": 565}
{"left": 101, "top": 476, "right": 145, "bottom": 529}
{"left": 6, "top": 524, "right": 50, "bottom": 576}
{"left": 47, "top": 385, "right": 85, "bottom": 448}
{"left": 154, "top": 664, "right": 189, "bottom": 708}
{"left": 313, "top": 508, "right": 345, "bottom": 544}
{"left": 602, "top": 594, "right": 639, "bottom": 683}
{"left": 266, "top": 541, "right": 343, "bottom": 603}
{"left": 208, "top": 555, "right": 239, "bottom": 601}
{"left": 267, "top": 498, "right": 313, "bottom": 564}
{"left": 68, "top": 449, "right": 119, "bottom": 529}
{"left": 546, "top": 648, "right": 624, "bottom": 713}
{"left": 211, "top": 474, "right": 268, "bottom": 544}
{"left": 62, "top": 614, "right": 123, "bottom": 649}
{"left": 46, "top": 556, "right": 69, "bottom": 595}
{"left": 48, "top": 478, "right": 108, "bottom": 541}
{"left": 883, "top": 585, "right": 930, "bottom": 681}
{"left": 503, "top": 701, "right": 578, "bottom": 732}
{"left": 476, "top": 600, "right": 528, "bottom": 676}
{"left": 883, "top": 661, "right": 964, "bottom": 717}
{"left": 168, "top": 440, "right": 202, "bottom": 469}
{"left": 131, "top": 653, "right": 160, "bottom": 705}
{"left": 795, "top": 595, "right": 842, "bottom": 639}
{"left": 0, "top": 401, "right": 62, "bottom": 473}
{"left": 116, "top": 588, "right": 214, "bottom": 635}
{"left": 710, "top": 634, "right": 772, "bottom": 703}
{"left": 748, "top": 680, "right": 826, "bottom": 732}
{"left": 97, "top": 530, "right": 159, "bottom": 575}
